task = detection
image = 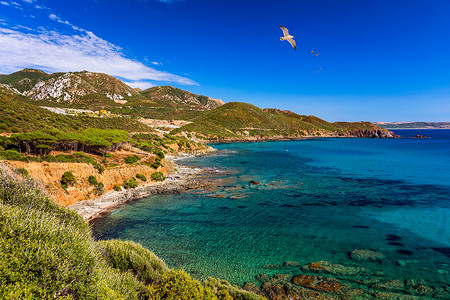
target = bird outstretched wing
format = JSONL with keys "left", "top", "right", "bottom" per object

{"left": 278, "top": 25, "right": 290, "bottom": 37}
{"left": 286, "top": 38, "right": 296, "bottom": 51}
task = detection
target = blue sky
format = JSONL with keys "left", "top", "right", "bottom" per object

{"left": 0, "top": 0, "right": 449, "bottom": 122}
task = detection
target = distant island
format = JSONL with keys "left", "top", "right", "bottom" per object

{"left": 376, "top": 122, "right": 450, "bottom": 129}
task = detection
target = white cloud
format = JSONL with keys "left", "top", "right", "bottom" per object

{"left": 1, "top": 1, "right": 10, "bottom": 5}
{"left": 22, "top": 0, "right": 34, "bottom": 3}
{"left": 150, "top": 61, "right": 161, "bottom": 65}
{"left": 0, "top": 27, "right": 196, "bottom": 88}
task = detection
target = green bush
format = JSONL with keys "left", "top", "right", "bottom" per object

{"left": 60, "top": 171, "right": 76, "bottom": 189}
{"left": 205, "top": 277, "right": 263, "bottom": 300}
{"left": 123, "top": 177, "right": 138, "bottom": 189}
{"left": 153, "top": 148, "right": 165, "bottom": 159}
{"left": 113, "top": 184, "right": 122, "bottom": 191}
{"left": 14, "top": 167, "right": 29, "bottom": 177}
{"left": 104, "top": 153, "right": 112, "bottom": 158}
{"left": 88, "top": 175, "right": 99, "bottom": 185}
{"left": 94, "top": 182, "right": 105, "bottom": 195}
{"left": 125, "top": 155, "right": 139, "bottom": 164}
{"left": 147, "top": 270, "right": 220, "bottom": 300}
{"left": 150, "top": 156, "right": 162, "bottom": 169}
{"left": 136, "top": 173, "right": 147, "bottom": 181}
{"left": 0, "top": 149, "right": 24, "bottom": 161}
{"left": 151, "top": 172, "right": 166, "bottom": 182}
{"left": 98, "top": 240, "right": 169, "bottom": 284}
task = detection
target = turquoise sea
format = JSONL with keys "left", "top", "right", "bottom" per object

{"left": 92, "top": 129, "right": 449, "bottom": 293}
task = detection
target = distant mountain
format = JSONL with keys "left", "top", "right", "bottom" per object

{"left": 0, "top": 69, "right": 223, "bottom": 117}
{"left": 141, "top": 86, "right": 224, "bottom": 110}
{"left": 172, "top": 102, "right": 398, "bottom": 141}
{"left": 0, "top": 69, "right": 140, "bottom": 103}
{"left": 376, "top": 121, "right": 450, "bottom": 129}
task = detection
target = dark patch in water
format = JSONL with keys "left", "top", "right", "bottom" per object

{"left": 218, "top": 206, "right": 229, "bottom": 210}
{"left": 386, "top": 234, "right": 402, "bottom": 241}
{"left": 431, "top": 247, "right": 450, "bottom": 258}
{"left": 237, "top": 206, "right": 247, "bottom": 209}
{"left": 279, "top": 204, "right": 299, "bottom": 208}
{"left": 397, "top": 249, "right": 414, "bottom": 255}
{"left": 301, "top": 203, "right": 327, "bottom": 207}
{"left": 352, "top": 225, "right": 370, "bottom": 229}
{"left": 388, "top": 242, "right": 404, "bottom": 247}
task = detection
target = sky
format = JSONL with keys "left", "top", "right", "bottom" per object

{"left": 0, "top": 0, "right": 449, "bottom": 122}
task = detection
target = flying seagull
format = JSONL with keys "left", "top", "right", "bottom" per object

{"left": 311, "top": 50, "right": 319, "bottom": 57}
{"left": 278, "top": 25, "right": 296, "bottom": 51}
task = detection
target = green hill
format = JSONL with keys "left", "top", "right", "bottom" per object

{"left": 172, "top": 102, "right": 394, "bottom": 140}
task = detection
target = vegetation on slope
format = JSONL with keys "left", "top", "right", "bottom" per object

{"left": 0, "top": 87, "right": 152, "bottom": 133}
{"left": 0, "top": 165, "right": 265, "bottom": 299}
{"left": 172, "top": 102, "right": 388, "bottom": 140}
{"left": 0, "top": 69, "right": 222, "bottom": 120}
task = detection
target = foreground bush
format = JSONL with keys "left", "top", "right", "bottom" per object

{"left": 98, "top": 240, "right": 169, "bottom": 284}
{"left": 0, "top": 165, "right": 265, "bottom": 300}
{"left": 0, "top": 166, "right": 147, "bottom": 299}
{"left": 147, "top": 270, "right": 225, "bottom": 300}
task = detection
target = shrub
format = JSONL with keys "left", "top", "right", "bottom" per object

{"left": 14, "top": 167, "right": 29, "bottom": 177}
{"left": 60, "top": 171, "right": 76, "bottom": 189}
{"left": 204, "top": 277, "right": 263, "bottom": 300}
{"left": 136, "top": 173, "right": 147, "bottom": 181}
{"left": 88, "top": 175, "right": 99, "bottom": 185}
{"left": 94, "top": 162, "right": 105, "bottom": 174}
{"left": 94, "top": 182, "right": 105, "bottom": 195}
{"left": 147, "top": 270, "right": 219, "bottom": 300}
{"left": 150, "top": 157, "right": 161, "bottom": 169}
{"left": 113, "top": 184, "right": 122, "bottom": 191}
{"left": 153, "top": 148, "right": 165, "bottom": 159}
{"left": 104, "top": 153, "right": 112, "bottom": 158}
{"left": 123, "top": 177, "right": 138, "bottom": 189}
{"left": 151, "top": 172, "right": 166, "bottom": 182}
{"left": 125, "top": 155, "right": 139, "bottom": 165}
{"left": 98, "top": 240, "right": 169, "bottom": 284}
{"left": 0, "top": 149, "right": 24, "bottom": 161}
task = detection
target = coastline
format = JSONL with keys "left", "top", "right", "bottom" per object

{"left": 69, "top": 153, "right": 216, "bottom": 223}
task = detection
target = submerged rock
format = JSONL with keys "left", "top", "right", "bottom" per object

{"left": 283, "top": 261, "right": 301, "bottom": 267}
{"left": 350, "top": 249, "right": 385, "bottom": 262}
{"left": 373, "top": 279, "right": 405, "bottom": 292}
{"left": 242, "top": 281, "right": 263, "bottom": 295}
{"left": 255, "top": 273, "right": 270, "bottom": 283}
{"left": 249, "top": 180, "right": 261, "bottom": 185}
{"left": 405, "top": 279, "right": 434, "bottom": 296}
{"left": 291, "top": 274, "right": 347, "bottom": 294}
{"left": 301, "top": 261, "right": 384, "bottom": 285}
{"left": 270, "top": 273, "right": 292, "bottom": 284}
{"left": 262, "top": 264, "right": 281, "bottom": 270}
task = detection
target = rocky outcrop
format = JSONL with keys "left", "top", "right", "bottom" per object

{"left": 343, "top": 129, "right": 399, "bottom": 138}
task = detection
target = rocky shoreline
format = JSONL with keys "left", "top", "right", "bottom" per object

{"left": 200, "top": 129, "right": 399, "bottom": 143}
{"left": 69, "top": 155, "right": 217, "bottom": 223}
